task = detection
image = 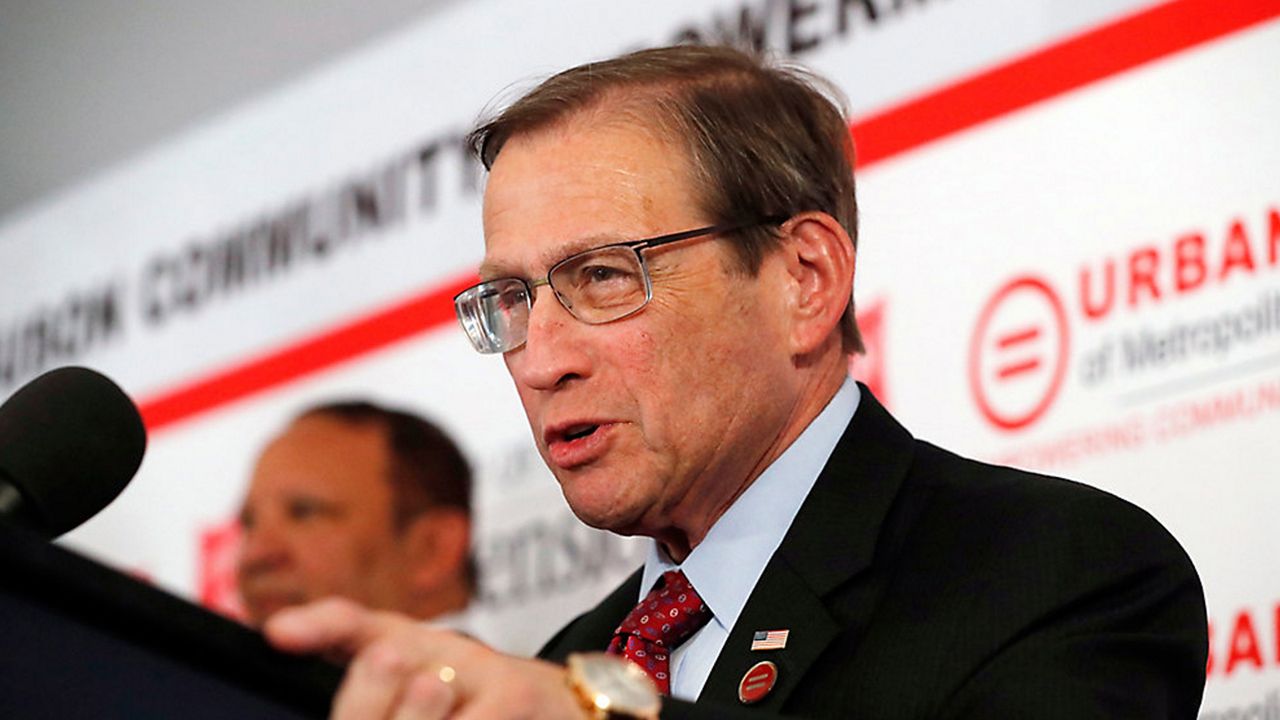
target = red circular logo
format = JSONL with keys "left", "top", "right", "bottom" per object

{"left": 968, "top": 276, "right": 1070, "bottom": 431}
{"left": 738, "top": 661, "right": 778, "bottom": 704}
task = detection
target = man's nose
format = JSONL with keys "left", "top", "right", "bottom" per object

{"left": 506, "top": 285, "right": 592, "bottom": 390}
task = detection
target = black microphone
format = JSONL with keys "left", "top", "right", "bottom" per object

{"left": 0, "top": 366, "right": 147, "bottom": 538}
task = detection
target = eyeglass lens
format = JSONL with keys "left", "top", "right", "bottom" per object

{"left": 548, "top": 246, "right": 649, "bottom": 322}
{"left": 455, "top": 279, "right": 531, "bottom": 353}
{"left": 455, "top": 245, "right": 652, "bottom": 353}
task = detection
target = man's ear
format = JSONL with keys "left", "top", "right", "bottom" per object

{"left": 775, "top": 211, "right": 856, "bottom": 356}
{"left": 400, "top": 508, "right": 471, "bottom": 594}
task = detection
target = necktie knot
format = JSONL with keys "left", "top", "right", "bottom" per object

{"left": 607, "top": 570, "right": 711, "bottom": 694}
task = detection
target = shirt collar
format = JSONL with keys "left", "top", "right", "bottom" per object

{"left": 640, "top": 376, "right": 861, "bottom": 632}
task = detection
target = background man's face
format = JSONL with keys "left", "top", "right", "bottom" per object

{"left": 236, "top": 415, "right": 414, "bottom": 626}
{"left": 481, "top": 114, "right": 800, "bottom": 552}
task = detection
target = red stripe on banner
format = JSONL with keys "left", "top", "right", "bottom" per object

{"left": 852, "top": 0, "right": 1280, "bottom": 168}
{"left": 137, "top": 0, "right": 1280, "bottom": 434}
{"left": 138, "top": 272, "right": 478, "bottom": 432}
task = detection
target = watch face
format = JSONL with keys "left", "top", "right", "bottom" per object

{"left": 572, "top": 655, "right": 661, "bottom": 716}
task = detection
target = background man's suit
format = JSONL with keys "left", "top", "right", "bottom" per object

{"left": 541, "top": 387, "right": 1208, "bottom": 718}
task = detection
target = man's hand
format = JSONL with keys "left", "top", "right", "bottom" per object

{"left": 265, "top": 598, "right": 587, "bottom": 719}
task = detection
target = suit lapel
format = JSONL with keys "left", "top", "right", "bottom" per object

{"left": 698, "top": 556, "right": 839, "bottom": 708}
{"left": 699, "top": 386, "right": 916, "bottom": 710}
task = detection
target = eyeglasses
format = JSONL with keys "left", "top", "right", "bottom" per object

{"left": 454, "top": 219, "right": 780, "bottom": 354}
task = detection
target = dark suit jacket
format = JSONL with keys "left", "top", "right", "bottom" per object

{"left": 540, "top": 387, "right": 1207, "bottom": 718}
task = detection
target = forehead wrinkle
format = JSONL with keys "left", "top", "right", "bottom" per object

{"left": 479, "top": 108, "right": 698, "bottom": 281}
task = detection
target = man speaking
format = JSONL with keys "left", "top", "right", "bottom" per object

{"left": 265, "top": 45, "right": 1208, "bottom": 718}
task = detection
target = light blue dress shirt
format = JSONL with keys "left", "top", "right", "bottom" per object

{"left": 637, "top": 376, "right": 861, "bottom": 701}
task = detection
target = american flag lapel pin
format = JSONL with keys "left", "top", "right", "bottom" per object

{"left": 751, "top": 629, "right": 789, "bottom": 651}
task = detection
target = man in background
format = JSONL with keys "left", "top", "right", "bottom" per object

{"left": 236, "top": 401, "right": 474, "bottom": 627}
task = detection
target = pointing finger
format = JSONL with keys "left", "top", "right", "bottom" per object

{"left": 264, "top": 597, "right": 404, "bottom": 659}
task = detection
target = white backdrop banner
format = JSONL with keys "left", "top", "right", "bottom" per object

{"left": 1, "top": 0, "right": 1276, "bottom": 712}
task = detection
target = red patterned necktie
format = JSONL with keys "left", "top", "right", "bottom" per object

{"left": 607, "top": 569, "right": 712, "bottom": 695}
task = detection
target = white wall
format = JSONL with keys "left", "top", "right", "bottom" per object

{"left": 0, "top": 0, "right": 458, "bottom": 219}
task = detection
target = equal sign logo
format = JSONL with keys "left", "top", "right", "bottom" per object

{"left": 738, "top": 661, "right": 779, "bottom": 704}
{"left": 969, "top": 276, "right": 1070, "bottom": 431}
{"left": 996, "top": 325, "right": 1043, "bottom": 380}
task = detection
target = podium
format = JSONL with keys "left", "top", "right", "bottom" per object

{"left": 0, "top": 523, "right": 341, "bottom": 719}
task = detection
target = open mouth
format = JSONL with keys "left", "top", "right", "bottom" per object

{"left": 562, "top": 424, "right": 599, "bottom": 441}
{"left": 544, "top": 421, "right": 613, "bottom": 468}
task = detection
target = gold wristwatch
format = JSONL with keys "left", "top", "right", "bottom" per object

{"left": 566, "top": 653, "right": 661, "bottom": 720}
